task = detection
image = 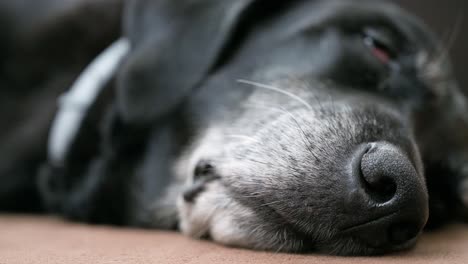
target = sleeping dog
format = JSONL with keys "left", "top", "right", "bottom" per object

{"left": 1, "top": 0, "right": 468, "bottom": 256}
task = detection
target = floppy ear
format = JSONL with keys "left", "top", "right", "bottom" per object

{"left": 117, "top": 0, "right": 259, "bottom": 123}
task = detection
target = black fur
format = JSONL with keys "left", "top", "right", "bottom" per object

{"left": 1, "top": 0, "right": 468, "bottom": 256}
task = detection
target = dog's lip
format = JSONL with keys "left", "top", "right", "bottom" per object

{"left": 340, "top": 211, "right": 400, "bottom": 232}
{"left": 339, "top": 211, "right": 421, "bottom": 251}
{"left": 333, "top": 236, "right": 418, "bottom": 256}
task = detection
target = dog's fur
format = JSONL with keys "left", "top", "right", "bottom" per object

{"left": 1, "top": 0, "right": 468, "bottom": 256}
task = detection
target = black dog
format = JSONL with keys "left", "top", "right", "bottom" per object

{"left": 1, "top": 0, "right": 468, "bottom": 256}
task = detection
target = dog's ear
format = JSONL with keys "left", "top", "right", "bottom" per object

{"left": 117, "top": 0, "right": 260, "bottom": 123}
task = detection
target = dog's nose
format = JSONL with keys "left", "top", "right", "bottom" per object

{"left": 344, "top": 142, "right": 428, "bottom": 248}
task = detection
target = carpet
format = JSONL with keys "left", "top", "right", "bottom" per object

{"left": 1, "top": 215, "right": 468, "bottom": 264}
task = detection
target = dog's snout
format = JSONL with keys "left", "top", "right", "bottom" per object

{"left": 345, "top": 143, "right": 428, "bottom": 248}
{"left": 358, "top": 144, "right": 398, "bottom": 204}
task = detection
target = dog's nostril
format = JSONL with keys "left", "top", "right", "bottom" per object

{"left": 388, "top": 222, "right": 420, "bottom": 245}
{"left": 360, "top": 171, "right": 397, "bottom": 204}
{"left": 358, "top": 144, "right": 399, "bottom": 204}
{"left": 185, "top": 160, "right": 220, "bottom": 203}
{"left": 194, "top": 160, "right": 216, "bottom": 180}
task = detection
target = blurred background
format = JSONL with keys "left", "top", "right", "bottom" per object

{"left": 1, "top": 0, "right": 466, "bottom": 92}
{"left": 396, "top": 0, "right": 468, "bottom": 94}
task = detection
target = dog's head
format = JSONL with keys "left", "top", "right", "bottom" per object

{"left": 118, "top": 0, "right": 468, "bottom": 255}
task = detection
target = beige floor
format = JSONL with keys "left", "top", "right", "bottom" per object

{"left": 1, "top": 215, "right": 468, "bottom": 264}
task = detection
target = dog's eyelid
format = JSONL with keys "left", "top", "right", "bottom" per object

{"left": 362, "top": 27, "right": 399, "bottom": 55}
{"left": 360, "top": 26, "right": 405, "bottom": 65}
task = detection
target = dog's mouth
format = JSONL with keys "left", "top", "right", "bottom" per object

{"left": 340, "top": 211, "right": 422, "bottom": 250}
{"left": 177, "top": 176, "right": 423, "bottom": 256}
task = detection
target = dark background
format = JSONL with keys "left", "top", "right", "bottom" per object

{"left": 395, "top": 0, "right": 468, "bottom": 93}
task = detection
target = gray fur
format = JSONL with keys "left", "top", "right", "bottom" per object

{"left": 135, "top": 0, "right": 468, "bottom": 255}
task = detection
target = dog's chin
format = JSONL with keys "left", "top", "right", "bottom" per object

{"left": 177, "top": 181, "right": 305, "bottom": 252}
{"left": 176, "top": 181, "right": 418, "bottom": 256}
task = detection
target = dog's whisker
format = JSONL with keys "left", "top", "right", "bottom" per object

{"left": 243, "top": 102, "right": 290, "bottom": 113}
{"left": 224, "top": 134, "right": 261, "bottom": 144}
{"left": 242, "top": 103, "right": 320, "bottom": 162}
{"left": 275, "top": 237, "right": 288, "bottom": 253}
{"left": 277, "top": 106, "right": 321, "bottom": 163}
{"left": 290, "top": 124, "right": 320, "bottom": 162}
{"left": 438, "top": 13, "right": 463, "bottom": 61}
{"left": 242, "top": 102, "right": 296, "bottom": 134}
{"left": 421, "top": 13, "right": 464, "bottom": 81}
{"left": 237, "top": 79, "right": 313, "bottom": 111}
{"left": 258, "top": 200, "right": 284, "bottom": 207}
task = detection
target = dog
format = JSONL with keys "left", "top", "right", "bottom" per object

{"left": 1, "top": 0, "right": 468, "bottom": 256}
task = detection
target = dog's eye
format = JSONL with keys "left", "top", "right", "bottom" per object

{"left": 362, "top": 28, "right": 397, "bottom": 64}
